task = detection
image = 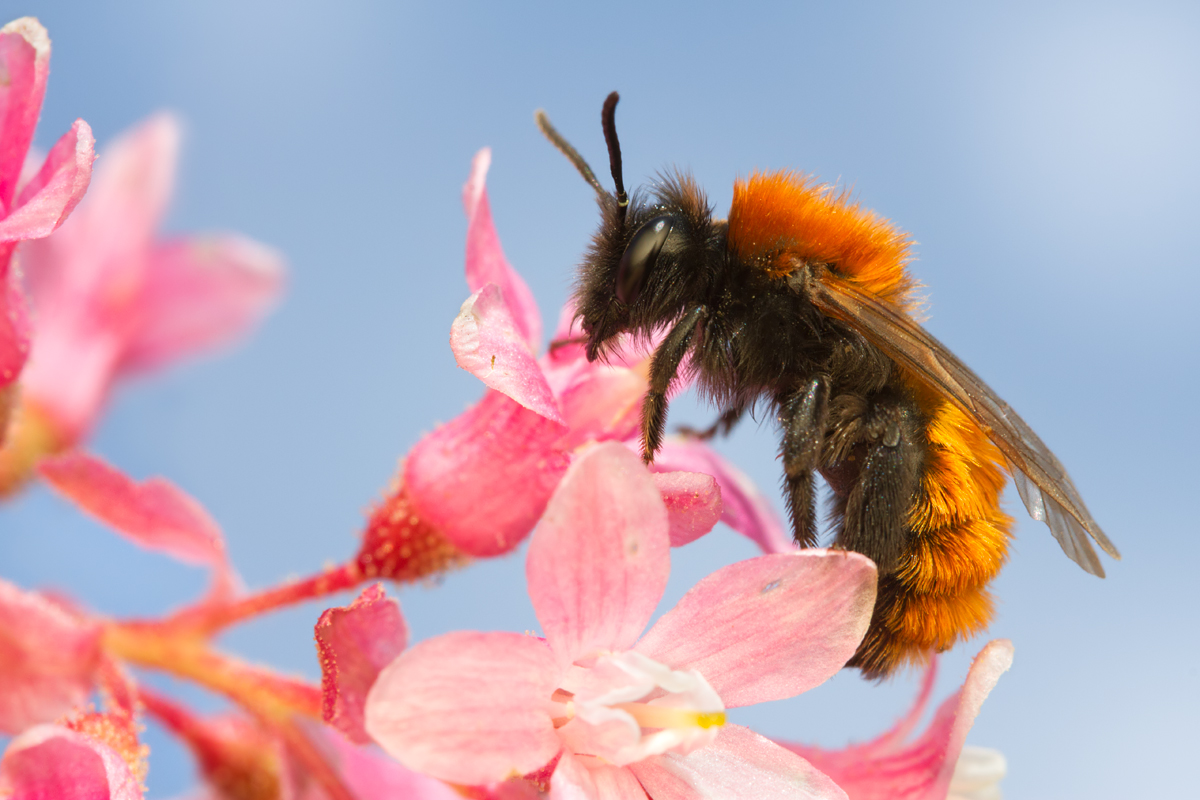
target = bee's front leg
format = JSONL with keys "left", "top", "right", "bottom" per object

{"left": 780, "top": 375, "right": 830, "bottom": 548}
{"left": 642, "top": 305, "right": 709, "bottom": 464}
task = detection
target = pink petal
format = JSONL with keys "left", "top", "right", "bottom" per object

{"left": 450, "top": 284, "right": 564, "bottom": 424}
{"left": 629, "top": 724, "right": 846, "bottom": 800}
{"left": 38, "top": 452, "right": 233, "bottom": 592}
{"left": 20, "top": 113, "right": 177, "bottom": 304}
{"left": 405, "top": 389, "right": 570, "bottom": 557}
{"left": 117, "top": 234, "right": 284, "bottom": 374}
{"left": 0, "top": 120, "right": 95, "bottom": 242}
{"left": 0, "top": 580, "right": 101, "bottom": 734}
{"left": 16, "top": 304, "right": 124, "bottom": 441}
{"left": 0, "top": 725, "right": 142, "bottom": 800}
{"left": 652, "top": 471, "right": 722, "bottom": 547}
{"left": 463, "top": 149, "right": 541, "bottom": 351}
{"left": 652, "top": 438, "right": 796, "bottom": 554}
{"left": 314, "top": 727, "right": 460, "bottom": 800}
{"left": 550, "top": 752, "right": 647, "bottom": 800}
{"left": 527, "top": 443, "right": 670, "bottom": 665}
{"left": 781, "top": 641, "right": 1014, "bottom": 800}
{"left": 544, "top": 301, "right": 588, "bottom": 367}
{"left": 365, "top": 631, "right": 561, "bottom": 786}
{"left": 315, "top": 585, "right": 409, "bottom": 744}
{"left": 0, "top": 18, "right": 50, "bottom": 212}
{"left": 635, "top": 550, "right": 876, "bottom": 708}
{"left": 555, "top": 364, "right": 646, "bottom": 449}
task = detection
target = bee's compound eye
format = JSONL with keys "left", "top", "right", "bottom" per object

{"left": 616, "top": 215, "right": 674, "bottom": 304}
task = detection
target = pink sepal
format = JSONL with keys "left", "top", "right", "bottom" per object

{"left": 652, "top": 471, "right": 722, "bottom": 547}
{"left": 463, "top": 148, "right": 541, "bottom": 351}
{"left": 450, "top": 283, "right": 564, "bottom": 424}
{"left": 0, "top": 18, "right": 50, "bottom": 211}
{"left": 629, "top": 724, "right": 846, "bottom": 800}
{"left": 782, "top": 640, "right": 1014, "bottom": 800}
{"left": 653, "top": 438, "right": 796, "bottom": 554}
{"left": 315, "top": 585, "right": 408, "bottom": 744}
{"left": 635, "top": 550, "right": 876, "bottom": 708}
{"left": 365, "top": 630, "right": 561, "bottom": 787}
{"left": 405, "top": 390, "right": 570, "bottom": 557}
{"left": 550, "top": 751, "right": 648, "bottom": 800}
{"left": 38, "top": 451, "right": 235, "bottom": 596}
{"left": 0, "top": 724, "right": 142, "bottom": 800}
{"left": 0, "top": 579, "right": 101, "bottom": 735}
{"left": 0, "top": 119, "right": 94, "bottom": 242}
{"left": 0, "top": 257, "right": 28, "bottom": 387}
{"left": 527, "top": 444, "right": 670, "bottom": 666}
{"left": 117, "top": 234, "right": 284, "bottom": 373}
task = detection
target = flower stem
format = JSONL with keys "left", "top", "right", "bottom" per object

{"left": 161, "top": 561, "right": 365, "bottom": 635}
{"left": 105, "top": 623, "right": 321, "bottom": 722}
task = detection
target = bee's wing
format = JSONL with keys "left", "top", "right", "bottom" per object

{"left": 812, "top": 276, "right": 1119, "bottom": 577}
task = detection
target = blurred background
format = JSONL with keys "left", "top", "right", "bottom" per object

{"left": 1, "top": 1, "right": 1196, "bottom": 797}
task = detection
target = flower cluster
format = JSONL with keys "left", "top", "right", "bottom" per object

{"left": 0, "top": 17, "right": 1013, "bottom": 800}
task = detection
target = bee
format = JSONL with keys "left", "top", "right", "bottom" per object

{"left": 536, "top": 93, "right": 1119, "bottom": 677}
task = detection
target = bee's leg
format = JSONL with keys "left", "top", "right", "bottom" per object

{"left": 780, "top": 376, "right": 830, "bottom": 548}
{"left": 829, "top": 393, "right": 924, "bottom": 574}
{"left": 643, "top": 305, "right": 709, "bottom": 464}
{"left": 677, "top": 403, "right": 746, "bottom": 441}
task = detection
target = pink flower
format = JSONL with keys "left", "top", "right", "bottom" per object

{"left": 143, "top": 690, "right": 459, "bottom": 800}
{"left": 0, "top": 16, "right": 95, "bottom": 433}
{"left": 0, "top": 721, "right": 144, "bottom": 800}
{"left": 780, "top": 641, "right": 1014, "bottom": 800}
{"left": 365, "top": 443, "right": 877, "bottom": 799}
{"left": 0, "top": 112, "right": 282, "bottom": 492}
{"left": 391, "top": 150, "right": 789, "bottom": 565}
{"left": 0, "top": 579, "right": 103, "bottom": 735}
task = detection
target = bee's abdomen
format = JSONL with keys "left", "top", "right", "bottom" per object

{"left": 850, "top": 384, "right": 1013, "bottom": 678}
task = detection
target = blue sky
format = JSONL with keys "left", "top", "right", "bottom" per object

{"left": 1, "top": 2, "right": 1196, "bottom": 798}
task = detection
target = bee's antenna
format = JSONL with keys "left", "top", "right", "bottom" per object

{"left": 535, "top": 108, "right": 607, "bottom": 200}
{"left": 601, "top": 91, "right": 629, "bottom": 226}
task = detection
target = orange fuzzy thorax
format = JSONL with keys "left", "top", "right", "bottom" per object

{"left": 726, "top": 170, "right": 919, "bottom": 311}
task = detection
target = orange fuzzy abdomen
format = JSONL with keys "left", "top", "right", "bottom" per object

{"left": 853, "top": 378, "right": 1013, "bottom": 677}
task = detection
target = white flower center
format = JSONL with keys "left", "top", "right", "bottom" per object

{"left": 949, "top": 746, "right": 1007, "bottom": 800}
{"left": 552, "top": 650, "right": 725, "bottom": 767}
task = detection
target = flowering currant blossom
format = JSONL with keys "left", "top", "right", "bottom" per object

{"left": 0, "top": 578, "right": 103, "bottom": 735}
{"left": 0, "top": 721, "right": 145, "bottom": 800}
{"left": 0, "top": 652, "right": 147, "bottom": 800}
{"left": 143, "top": 688, "right": 461, "bottom": 800}
{"left": 0, "top": 16, "right": 95, "bottom": 435}
{"left": 781, "top": 640, "right": 1013, "bottom": 800}
{"left": 366, "top": 443, "right": 877, "bottom": 799}
{"left": 387, "top": 149, "right": 791, "bottom": 572}
{"left": 0, "top": 112, "right": 283, "bottom": 493}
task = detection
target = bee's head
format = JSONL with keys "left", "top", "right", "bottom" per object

{"left": 538, "top": 93, "right": 722, "bottom": 362}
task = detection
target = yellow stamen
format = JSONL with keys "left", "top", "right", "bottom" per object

{"left": 612, "top": 703, "right": 726, "bottom": 731}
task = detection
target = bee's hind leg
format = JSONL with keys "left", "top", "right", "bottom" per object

{"left": 780, "top": 375, "right": 830, "bottom": 548}
{"left": 824, "top": 390, "right": 924, "bottom": 574}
